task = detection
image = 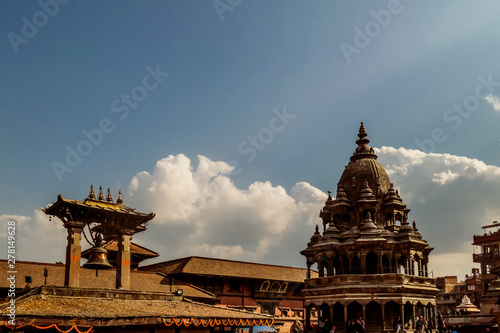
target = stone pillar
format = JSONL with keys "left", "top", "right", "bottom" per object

{"left": 116, "top": 233, "right": 132, "bottom": 289}
{"left": 327, "top": 259, "right": 334, "bottom": 276}
{"left": 318, "top": 260, "right": 324, "bottom": 278}
{"left": 412, "top": 304, "right": 417, "bottom": 329}
{"left": 360, "top": 253, "right": 366, "bottom": 274}
{"left": 64, "top": 224, "right": 84, "bottom": 288}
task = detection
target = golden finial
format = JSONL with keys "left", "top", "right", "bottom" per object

{"left": 88, "top": 185, "right": 96, "bottom": 200}
{"left": 358, "top": 121, "right": 367, "bottom": 139}
{"left": 106, "top": 188, "right": 113, "bottom": 202}
{"left": 98, "top": 186, "right": 104, "bottom": 201}
{"left": 117, "top": 190, "right": 123, "bottom": 204}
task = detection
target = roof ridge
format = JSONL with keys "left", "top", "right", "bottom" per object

{"left": 187, "top": 256, "right": 308, "bottom": 270}
{"left": 182, "top": 298, "right": 274, "bottom": 318}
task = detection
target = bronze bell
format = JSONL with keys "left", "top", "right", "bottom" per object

{"left": 83, "top": 235, "right": 113, "bottom": 270}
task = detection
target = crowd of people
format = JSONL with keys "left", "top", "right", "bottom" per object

{"left": 314, "top": 312, "right": 450, "bottom": 333}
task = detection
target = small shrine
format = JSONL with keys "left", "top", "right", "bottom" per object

{"left": 301, "top": 123, "right": 439, "bottom": 332}
{"left": 43, "top": 185, "right": 155, "bottom": 289}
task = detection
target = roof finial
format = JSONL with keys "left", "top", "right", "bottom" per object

{"left": 117, "top": 190, "right": 123, "bottom": 204}
{"left": 98, "top": 186, "right": 104, "bottom": 201}
{"left": 88, "top": 184, "right": 95, "bottom": 200}
{"left": 106, "top": 188, "right": 113, "bottom": 202}
{"left": 350, "top": 122, "right": 377, "bottom": 161}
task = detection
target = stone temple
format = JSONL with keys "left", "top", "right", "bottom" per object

{"left": 301, "top": 123, "right": 439, "bottom": 332}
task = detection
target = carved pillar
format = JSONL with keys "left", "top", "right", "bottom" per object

{"left": 318, "top": 260, "right": 324, "bottom": 278}
{"left": 64, "top": 223, "right": 84, "bottom": 288}
{"left": 400, "top": 303, "right": 405, "bottom": 328}
{"left": 116, "top": 233, "right": 132, "bottom": 289}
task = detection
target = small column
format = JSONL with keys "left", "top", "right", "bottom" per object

{"left": 360, "top": 253, "right": 366, "bottom": 274}
{"left": 412, "top": 304, "right": 417, "bottom": 330}
{"left": 381, "top": 304, "right": 386, "bottom": 330}
{"left": 378, "top": 253, "right": 383, "bottom": 274}
{"left": 344, "top": 305, "right": 348, "bottom": 330}
{"left": 64, "top": 223, "right": 84, "bottom": 287}
{"left": 306, "top": 306, "right": 311, "bottom": 331}
{"left": 116, "top": 233, "right": 132, "bottom": 289}
{"left": 400, "top": 303, "right": 405, "bottom": 328}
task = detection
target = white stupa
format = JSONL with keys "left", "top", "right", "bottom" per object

{"left": 456, "top": 295, "right": 480, "bottom": 313}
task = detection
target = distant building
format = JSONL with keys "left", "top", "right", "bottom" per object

{"left": 140, "top": 256, "right": 318, "bottom": 332}
{"left": 473, "top": 222, "right": 500, "bottom": 295}
{"left": 301, "top": 123, "right": 439, "bottom": 332}
{"left": 435, "top": 275, "right": 481, "bottom": 315}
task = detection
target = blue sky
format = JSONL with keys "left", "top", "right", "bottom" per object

{"left": 2, "top": 1, "right": 500, "bottom": 279}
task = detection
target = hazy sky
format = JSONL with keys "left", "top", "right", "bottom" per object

{"left": 2, "top": 1, "right": 500, "bottom": 280}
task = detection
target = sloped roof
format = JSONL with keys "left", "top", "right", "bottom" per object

{"left": 140, "top": 256, "right": 316, "bottom": 282}
{"left": 0, "top": 286, "right": 273, "bottom": 327}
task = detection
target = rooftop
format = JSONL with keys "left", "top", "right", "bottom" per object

{"left": 140, "top": 256, "right": 317, "bottom": 282}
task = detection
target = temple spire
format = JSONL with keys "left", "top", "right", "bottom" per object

{"left": 88, "top": 185, "right": 95, "bottom": 200}
{"left": 98, "top": 186, "right": 104, "bottom": 201}
{"left": 106, "top": 188, "right": 113, "bottom": 202}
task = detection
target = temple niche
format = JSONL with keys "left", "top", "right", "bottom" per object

{"left": 301, "top": 123, "right": 438, "bottom": 333}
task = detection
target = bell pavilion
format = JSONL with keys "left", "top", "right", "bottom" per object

{"left": 301, "top": 123, "right": 439, "bottom": 332}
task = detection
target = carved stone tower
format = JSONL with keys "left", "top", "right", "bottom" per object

{"left": 301, "top": 123, "right": 438, "bottom": 332}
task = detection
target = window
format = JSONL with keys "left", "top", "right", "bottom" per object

{"left": 269, "top": 281, "right": 280, "bottom": 292}
{"left": 228, "top": 279, "right": 241, "bottom": 293}
{"left": 278, "top": 282, "right": 288, "bottom": 293}
{"left": 259, "top": 281, "right": 270, "bottom": 292}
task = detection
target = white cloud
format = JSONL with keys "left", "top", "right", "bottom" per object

{"left": 485, "top": 94, "right": 500, "bottom": 111}
{"left": 432, "top": 170, "right": 460, "bottom": 185}
{"left": 127, "top": 154, "right": 327, "bottom": 265}
{"left": 377, "top": 146, "right": 500, "bottom": 280}
{"left": 0, "top": 210, "right": 66, "bottom": 263}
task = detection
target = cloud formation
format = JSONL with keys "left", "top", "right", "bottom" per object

{"left": 377, "top": 146, "right": 500, "bottom": 279}
{"left": 127, "top": 154, "right": 326, "bottom": 265}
